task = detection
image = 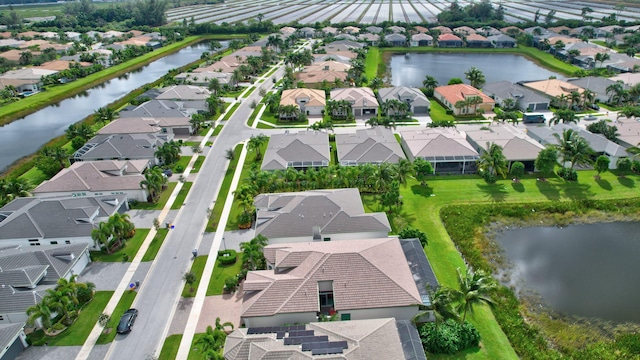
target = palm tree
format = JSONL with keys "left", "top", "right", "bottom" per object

{"left": 208, "top": 78, "right": 221, "bottom": 95}
{"left": 412, "top": 286, "right": 460, "bottom": 328}
{"left": 155, "top": 141, "right": 181, "bottom": 166}
{"left": 140, "top": 167, "right": 165, "bottom": 203}
{"left": 205, "top": 94, "right": 223, "bottom": 115}
{"left": 41, "top": 146, "right": 70, "bottom": 169}
{"left": 464, "top": 67, "right": 486, "bottom": 88}
{"left": 501, "top": 97, "right": 516, "bottom": 111}
{"left": 549, "top": 109, "right": 577, "bottom": 126}
{"left": 569, "top": 91, "right": 582, "bottom": 109}
{"left": 369, "top": 77, "right": 383, "bottom": 91}
{"left": 455, "top": 267, "right": 496, "bottom": 323}
{"left": 422, "top": 75, "right": 438, "bottom": 94}
{"left": 553, "top": 129, "right": 594, "bottom": 170}
{"left": 0, "top": 177, "right": 33, "bottom": 205}
{"left": 195, "top": 325, "right": 226, "bottom": 360}
{"left": 595, "top": 52, "right": 611, "bottom": 68}
{"left": 477, "top": 142, "right": 508, "bottom": 179}
{"left": 395, "top": 159, "right": 414, "bottom": 186}
{"left": 94, "top": 107, "right": 117, "bottom": 122}
{"left": 27, "top": 299, "right": 54, "bottom": 330}
{"left": 46, "top": 287, "right": 74, "bottom": 324}
{"left": 230, "top": 69, "right": 242, "bottom": 89}
{"left": 247, "top": 134, "right": 268, "bottom": 161}
{"left": 92, "top": 221, "right": 114, "bottom": 251}
{"left": 582, "top": 89, "right": 596, "bottom": 107}
{"left": 240, "top": 234, "right": 268, "bottom": 270}
{"left": 606, "top": 82, "right": 625, "bottom": 105}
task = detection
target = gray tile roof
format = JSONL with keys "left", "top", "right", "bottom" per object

{"left": 156, "top": 85, "right": 212, "bottom": 101}
{"left": 224, "top": 318, "right": 426, "bottom": 360}
{"left": 0, "top": 195, "right": 127, "bottom": 240}
{"left": 0, "top": 285, "right": 48, "bottom": 314}
{"left": 254, "top": 189, "right": 390, "bottom": 240}
{"left": 399, "top": 128, "right": 479, "bottom": 160}
{"left": 0, "top": 323, "right": 25, "bottom": 352}
{"left": 330, "top": 87, "right": 378, "bottom": 109}
{"left": 482, "top": 81, "right": 549, "bottom": 107}
{"left": 466, "top": 124, "right": 545, "bottom": 162}
{"left": 120, "top": 99, "right": 186, "bottom": 118}
{"left": 262, "top": 131, "right": 330, "bottom": 171}
{"left": 567, "top": 76, "right": 627, "bottom": 102}
{"left": 97, "top": 117, "right": 190, "bottom": 135}
{"left": 243, "top": 238, "right": 421, "bottom": 318}
{"left": 526, "top": 123, "right": 629, "bottom": 157}
{"left": 336, "top": 127, "right": 406, "bottom": 165}
{"left": 72, "top": 133, "right": 169, "bottom": 162}
{"left": 378, "top": 86, "right": 430, "bottom": 108}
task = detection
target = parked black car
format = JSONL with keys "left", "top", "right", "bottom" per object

{"left": 117, "top": 309, "right": 138, "bottom": 334}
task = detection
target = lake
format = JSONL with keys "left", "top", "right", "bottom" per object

{"left": 0, "top": 41, "right": 221, "bottom": 173}
{"left": 389, "top": 53, "right": 564, "bottom": 88}
{"left": 496, "top": 222, "right": 640, "bottom": 323}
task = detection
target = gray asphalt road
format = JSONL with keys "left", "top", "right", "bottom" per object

{"left": 104, "top": 67, "right": 283, "bottom": 360}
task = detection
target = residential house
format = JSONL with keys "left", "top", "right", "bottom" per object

{"left": 262, "top": 131, "right": 330, "bottom": 171}
{"left": 598, "top": 25, "right": 623, "bottom": 37}
{"left": 34, "top": 160, "right": 149, "bottom": 201}
{"left": 325, "top": 40, "right": 365, "bottom": 51}
{"left": 35, "top": 60, "right": 91, "bottom": 72}
{"left": 399, "top": 128, "right": 479, "bottom": 174}
{"left": 487, "top": 34, "right": 516, "bottom": 48}
{"left": 482, "top": 81, "right": 550, "bottom": 111}
{"left": 609, "top": 72, "right": 640, "bottom": 87}
{"left": 119, "top": 99, "right": 193, "bottom": 118}
{"left": 465, "top": 33, "right": 492, "bottom": 48}
{"left": 72, "top": 134, "right": 169, "bottom": 166}
{"left": 0, "top": 49, "right": 39, "bottom": 63}
{"left": 334, "top": 33, "right": 357, "bottom": 41}
{"left": 0, "top": 323, "right": 28, "bottom": 359}
{"left": 414, "top": 25, "right": 429, "bottom": 34}
{"left": 16, "top": 31, "right": 41, "bottom": 39}
{"left": 454, "top": 26, "right": 476, "bottom": 36}
{"left": 296, "top": 61, "right": 350, "bottom": 87}
{"left": 97, "top": 116, "right": 192, "bottom": 136}
{"left": 298, "top": 27, "right": 316, "bottom": 38}
{"left": 433, "top": 84, "right": 495, "bottom": 116}
{"left": 195, "top": 60, "right": 239, "bottom": 74}
{"left": 526, "top": 124, "right": 628, "bottom": 168}
{"left": 384, "top": 33, "right": 406, "bottom": 47}
{"left": 241, "top": 237, "right": 435, "bottom": 327}
{"left": 279, "top": 88, "right": 326, "bottom": 118}
{"left": 521, "top": 79, "right": 584, "bottom": 105}
{"left": 0, "top": 39, "right": 24, "bottom": 48}
{"left": 65, "top": 31, "right": 81, "bottom": 41}
{"left": 174, "top": 71, "right": 231, "bottom": 87}
{"left": 500, "top": 26, "right": 522, "bottom": 36}
{"left": 388, "top": 26, "right": 405, "bottom": 34}
{"left": 365, "top": 26, "right": 383, "bottom": 34}
{"left": 378, "top": 86, "right": 430, "bottom": 115}
{"left": 336, "top": 127, "right": 406, "bottom": 166}
{"left": 330, "top": 87, "right": 379, "bottom": 117}
{"left": 322, "top": 26, "right": 338, "bottom": 35}
{"left": 548, "top": 26, "right": 573, "bottom": 35}
{"left": 279, "top": 27, "right": 297, "bottom": 36}
{"left": 432, "top": 26, "right": 452, "bottom": 34}
{"left": 357, "top": 33, "right": 379, "bottom": 45}
{"left": 615, "top": 117, "right": 640, "bottom": 148}
{"left": 224, "top": 318, "right": 427, "bottom": 360}
{"left": 476, "top": 26, "right": 501, "bottom": 36}
{"left": 342, "top": 26, "right": 360, "bottom": 34}
{"left": 410, "top": 33, "right": 433, "bottom": 47}
{"left": 466, "top": 124, "right": 545, "bottom": 171}
{"left": 567, "top": 76, "right": 626, "bottom": 103}
{"left": 156, "top": 85, "right": 212, "bottom": 103}
{"left": 0, "top": 195, "right": 128, "bottom": 250}
{"left": 572, "top": 25, "right": 607, "bottom": 38}
{"left": 437, "top": 33, "right": 463, "bottom": 48}
{"left": 254, "top": 188, "right": 390, "bottom": 243}
{"left": 0, "top": 68, "right": 56, "bottom": 94}
{"left": 0, "top": 244, "right": 91, "bottom": 326}
{"left": 312, "top": 53, "right": 352, "bottom": 64}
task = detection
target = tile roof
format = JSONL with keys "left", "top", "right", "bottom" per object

{"left": 72, "top": 133, "right": 168, "bottom": 162}
{"left": 224, "top": 318, "right": 426, "bottom": 360}
{"left": 330, "top": 87, "right": 378, "bottom": 108}
{"left": 0, "top": 195, "right": 127, "bottom": 240}
{"left": 466, "top": 124, "right": 545, "bottom": 161}
{"left": 0, "top": 323, "right": 25, "bottom": 352}
{"left": 466, "top": 33, "right": 489, "bottom": 42}
{"left": 399, "top": 128, "right": 479, "bottom": 160}
{"left": 336, "top": 127, "right": 406, "bottom": 164}
{"left": 35, "top": 60, "right": 91, "bottom": 71}
{"left": 438, "top": 33, "right": 462, "bottom": 42}
{"left": 195, "top": 60, "right": 239, "bottom": 73}
{"left": 434, "top": 84, "right": 495, "bottom": 106}
{"left": 261, "top": 131, "right": 330, "bottom": 171}
{"left": 280, "top": 88, "right": 326, "bottom": 108}
{"left": 527, "top": 123, "right": 629, "bottom": 157}
{"left": 522, "top": 79, "right": 584, "bottom": 98}
{"left": 297, "top": 61, "right": 350, "bottom": 84}
{"left": 242, "top": 238, "right": 421, "bottom": 318}
{"left": 119, "top": 99, "right": 187, "bottom": 118}
{"left": 156, "top": 85, "right": 212, "bottom": 100}
{"left": 482, "top": 81, "right": 550, "bottom": 105}
{"left": 174, "top": 71, "right": 231, "bottom": 85}
{"left": 96, "top": 116, "right": 190, "bottom": 135}
{"left": 378, "top": 86, "right": 430, "bottom": 107}
{"left": 432, "top": 26, "right": 452, "bottom": 34}
{"left": 254, "top": 188, "right": 390, "bottom": 239}
{"left": 411, "top": 33, "right": 433, "bottom": 41}
{"left": 34, "top": 160, "right": 147, "bottom": 193}
{"left": 0, "top": 68, "right": 56, "bottom": 80}
{"left": 615, "top": 117, "right": 640, "bottom": 147}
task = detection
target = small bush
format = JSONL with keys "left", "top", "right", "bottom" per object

{"left": 77, "top": 285, "right": 94, "bottom": 304}
{"left": 224, "top": 276, "right": 239, "bottom": 293}
{"left": 557, "top": 167, "right": 578, "bottom": 181}
{"left": 52, "top": 322, "right": 66, "bottom": 331}
{"left": 175, "top": 165, "right": 184, "bottom": 173}
{"left": 481, "top": 171, "right": 496, "bottom": 184}
{"left": 217, "top": 249, "right": 237, "bottom": 265}
{"left": 398, "top": 227, "right": 428, "bottom": 247}
{"left": 419, "top": 319, "right": 481, "bottom": 355}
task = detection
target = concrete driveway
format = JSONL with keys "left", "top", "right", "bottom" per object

{"left": 78, "top": 262, "right": 152, "bottom": 291}
{"left": 127, "top": 210, "right": 179, "bottom": 229}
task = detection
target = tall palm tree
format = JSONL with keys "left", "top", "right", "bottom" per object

{"left": 553, "top": 129, "right": 594, "bottom": 170}
{"left": 247, "top": 134, "right": 268, "bottom": 161}
{"left": 477, "top": 142, "right": 508, "bottom": 179}
{"left": 41, "top": 146, "right": 70, "bottom": 169}
{"left": 92, "top": 221, "right": 114, "bottom": 251}
{"left": 501, "top": 97, "right": 516, "bottom": 111}
{"left": 27, "top": 299, "right": 54, "bottom": 330}
{"left": 549, "top": 109, "right": 577, "bottom": 126}
{"left": 0, "top": 177, "right": 33, "bottom": 205}
{"left": 230, "top": 69, "right": 242, "bottom": 89}
{"left": 205, "top": 94, "right": 223, "bottom": 115}
{"left": 455, "top": 267, "right": 496, "bottom": 323}
{"left": 240, "top": 235, "right": 268, "bottom": 270}
{"left": 45, "top": 287, "right": 74, "bottom": 324}
{"left": 595, "top": 52, "right": 611, "bottom": 68}
{"left": 606, "top": 82, "right": 625, "bottom": 105}
{"left": 208, "top": 78, "right": 221, "bottom": 95}
{"left": 155, "top": 141, "right": 181, "bottom": 166}
{"left": 195, "top": 325, "right": 226, "bottom": 360}
{"left": 464, "top": 67, "right": 486, "bottom": 88}
{"left": 422, "top": 75, "right": 438, "bottom": 94}
{"left": 94, "top": 107, "right": 117, "bottom": 122}
{"left": 395, "top": 159, "right": 414, "bottom": 186}
{"left": 140, "top": 167, "right": 165, "bottom": 203}
{"left": 412, "top": 286, "right": 460, "bottom": 328}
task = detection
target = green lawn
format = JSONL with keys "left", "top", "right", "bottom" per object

{"left": 241, "top": 86, "right": 257, "bottom": 98}
{"left": 188, "top": 333, "right": 222, "bottom": 360}
{"left": 205, "top": 145, "right": 242, "bottom": 232}
{"left": 429, "top": 100, "right": 455, "bottom": 121}
{"left": 90, "top": 229, "right": 150, "bottom": 262}
{"left": 27, "top": 291, "right": 113, "bottom": 346}
{"left": 221, "top": 87, "right": 247, "bottom": 98}
{"left": 206, "top": 258, "right": 243, "bottom": 296}
{"left": 247, "top": 104, "right": 263, "bottom": 127}
{"left": 18, "top": 167, "right": 48, "bottom": 186}
{"left": 159, "top": 334, "right": 182, "bottom": 360}
{"left": 226, "top": 143, "right": 266, "bottom": 230}
{"left": 171, "top": 182, "right": 193, "bottom": 210}
{"left": 182, "top": 256, "right": 208, "bottom": 298}
{"left": 96, "top": 290, "right": 137, "bottom": 344}
{"left": 222, "top": 103, "right": 240, "bottom": 121}
{"left": 260, "top": 109, "right": 307, "bottom": 126}
{"left": 365, "top": 46, "right": 380, "bottom": 80}
{"left": 172, "top": 156, "right": 191, "bottom": 173}
{"left": 129, "top": 183, "right": 177, "bottom": 210}
{"left": 142, "top": 228, "right": 169, "bottom": 262}
{"left": 212, "top": 125, "right": 223, "bottom": 136}
{"left": 191, "top": 156, "right": 205, "bottom": 173}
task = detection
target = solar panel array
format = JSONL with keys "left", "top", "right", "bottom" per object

{"left": 246, "top": 325, "right": 305, "bottom": 334}
{"left": 284, "top": 335, "right": 328, "bottom": 345}
{"left": 246, "top": 325, "right": 348, "bottom": 355}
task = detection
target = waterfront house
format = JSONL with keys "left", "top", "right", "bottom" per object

{"left": 482, "top": 81, "right": 550, "bottom": 111}
{"left": 410, "top": 33, "right": 433, "bottom": 47}
{"left": 465, "top": 33, "right": 492, "bottom": 48}
{"left": 174, "top": 71, "right": 232, "bottom": 87}
{"left": 330, "top": 87, "right": 378, "bottom": 117}
{"left": 262, "top": 131, "right": 330, "bottom": 171}
{"left": 437, "top": 33, "right": 463, "bottom": 48}
{"left": 466, "top": 124, "right": 545, "bottom": 171}
{"left": 433, "top": 84, "right": 495, "bottom": 115}
{"left": 378, "top": 86, "right": 430, "bottom": 115}
{"left": 336, "top": 127, "right": 406, "bottom": 166}
{"left": 399, "top": 128, "right": 479, "bottom": 174}
{"left": 487, "top": 34, "right": 516, "bottom": 48}
{"left": 97, "top": 116, "right": 193, "bottom": 136}
{"left": 72, "top": 134, "right": 169, "bottom": 166}
{"left": 119, "top": 99, "right": 192, "bottom": 118}
{"left": 384, "top": 33, "right": 406, "bottom": 47}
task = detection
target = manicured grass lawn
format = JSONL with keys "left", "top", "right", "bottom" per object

{"left": 241, "top": 86, "right": 256, "bottom": 98}
{"left": 256, "top": 122, "right": 274, "bottom": 129}
{"left": 212, "top": 125, "right": 223, "bottom": 136}
{"left": 206, "top": 259, "right": 243, "bottom": 296}
{"left": 18, "top": 167, "right": 48, "bottom": 186}
{"left": 221, "top": 87, "right": 247, "bottom": 98}
{"left": 260, "top": 109, "right": 307, "bottom": 126}
{"left": 90, "top": 229, "right": 150, "bottom": 262}
{"left": 222, "top": 103, "right": 240, "bottom": 121}
{"left": 429, "top": 100, "right": 455, "bottom": 121}
{"left": 172, "top": 156, "right": 191, "bottom": 173}
{"left": 27, "top": 291, "right": 113, "bottom": 346}
{"left": 247, "top": 103, "right": 263, "bottom": 127}
{"left": 171, "top": 182, "right": 193, "bottom": 210}
{"left": 182, "top": 256, "right": 207, "bottom": 298}
{"left": 142, "top": 228, "right": 169, "bottom": 262}
{"left": 205, "top": 145, "right": 242, "bottom": 232}
{"left": 192, "top": 156, "right": 205, "bottom": 173}
{"left": 365, "top": 46, "right": 380, "bottom": 80}
{"left": 129, "top": 183, "right": 178, "bottom": 210}
{"left": 97, "top": 290, "right": 137, "bottom": 344}
{"left": 158, "top": 334, "right": 182, "bottom": 360}
{"left": 187, "top": 333, "right": 224, "bottom": 360}
{"left": 226, "top": 143, "right": 266, "bottom": 230}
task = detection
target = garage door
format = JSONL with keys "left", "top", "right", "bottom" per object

{"left": 354, "top": 109, "right": 362, "bottom": 116}
{"left": 362, "top": 108, "right": 376, "bottom": 115}
{"left": 413, "top": 106, "right": 429, "bottom": 114}
{"left": 173, "top": 128, "right": 190, "bottom": 136}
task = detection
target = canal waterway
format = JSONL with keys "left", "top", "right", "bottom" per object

{"left": 389, "top": 53, "right": 565, "bottom": 88}
{"left": 496, "top": 222, "right": 640, "bottom": 323}
{"left": 0, "top": 42, "right": 218, "bottom": 173}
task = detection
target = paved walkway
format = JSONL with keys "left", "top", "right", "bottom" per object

{"left": 78, "top": 262, "right": 151, "bottom": 291}
{"left": 17, "top": 345, "right": 109, "bottom": 360}
{"left": 127, "top": 210, "right": 179, "bottom": 229}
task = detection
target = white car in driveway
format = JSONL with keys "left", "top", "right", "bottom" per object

{"left": 583, "top": 114, "right": 597, "bottom": 121}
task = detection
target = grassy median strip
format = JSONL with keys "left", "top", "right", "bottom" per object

{"left": 171, "top": 182, "right": 193, "bottom": 210}
{"left": 182, "top": 256, "right": 207, "bottom": 298}
{"left": 205, "top": 144, "right": 242, "bottom": 232}
{"left": 158, "top": 334, "right": 182, "bottom": 360}
{"left": 222, "top": 103, "right": 240, "bottom": 121}
{"left": 97, "top": 290, "right": 137, "bottom": 344}
{"left": 206, "top": 258, "right": 243, "bottom": 296}
{"left": 90, "top": 229, "right": 150, "bottom": 262}
{"left": 192, "top": 156, "right": 205, "bottom": 173}
{"left": 129, "top": 183, "right": 178, "bottom": 210}
{"left": 247, "top": 103, "right": 263, "bottom": 127}
{"left": 27, "top": 291, "right": 113, "bottom": 346}
{"left": 142, "top": 228, "right": 169, "bottom": 262}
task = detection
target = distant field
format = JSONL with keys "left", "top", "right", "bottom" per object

{"left": 4, "top": 2, "right": 114, "bottom": 18}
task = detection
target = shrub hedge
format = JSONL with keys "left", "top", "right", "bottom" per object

{"left": 217, "top": 249, "right": 237, "bottom": 265}
{"left": 419, "top": 319, "right": 481, "bottom": 354}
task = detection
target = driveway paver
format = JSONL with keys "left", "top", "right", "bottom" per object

{"left": 79, "top": 262, "right": 151, "bottom": 291}
{"left": 196, "top": 285, "right": 244, "bottom": 332}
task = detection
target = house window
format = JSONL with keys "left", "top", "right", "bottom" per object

{"left": 323, "top": 237, "right": 331, "bottom": 242}
{"left": 65, "top": 241, "right": 71, "bottom": 244}
{"left": 29, "top": 239, "right": 40, "bottom": 246}
{"left": 341, "top": 313, "right": 351, "bottom": 321}
{"left": 319, "top": 292, "right": 334, "bottom": 307}
{"left": 50, "top": 241, "right": 58, "bottom": 245}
